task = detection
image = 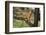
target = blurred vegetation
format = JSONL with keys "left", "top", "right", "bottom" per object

{"left": 13, "top": 19, "right": 30, "bottom": 28}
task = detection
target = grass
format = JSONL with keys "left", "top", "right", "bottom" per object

{"left": 13, "top": 19, "right": 30, "bottom": 28}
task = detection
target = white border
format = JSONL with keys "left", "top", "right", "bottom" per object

{"left": 9, "top": 3, "right": 44, "bottom": 32}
